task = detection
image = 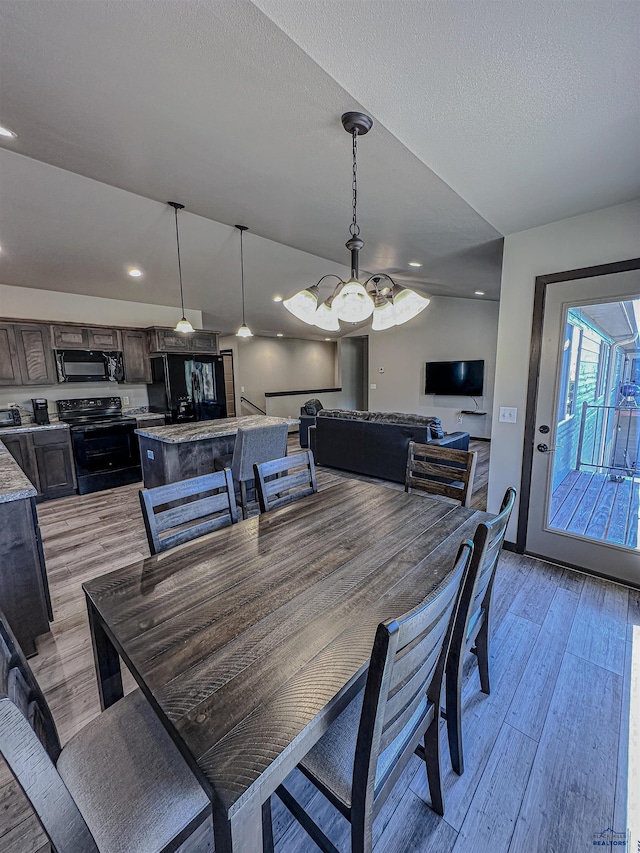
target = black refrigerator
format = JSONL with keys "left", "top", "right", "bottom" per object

{"left": 147, "top": 354, "right": 227, "bottom": 422}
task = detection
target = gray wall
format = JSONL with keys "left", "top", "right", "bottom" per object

{"left": 368, "top": 296, "right": 499, "bottom": 439}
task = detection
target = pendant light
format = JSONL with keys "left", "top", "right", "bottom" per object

{"left": 235, "top": 225, "right": 253, "bottom": 338}
{"left": 283, "top": 112, "right": 430, "bottom": 331}
{"left": 168, "top": 201, "right": 194, "bottom": 334}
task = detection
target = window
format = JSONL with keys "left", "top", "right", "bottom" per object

{"left": 595, "top": 343, "right": 610, "bottom": 399}
{"left": 558, "top": 322, "right": 582, "bottom": 422}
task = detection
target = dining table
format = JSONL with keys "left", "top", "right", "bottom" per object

{"left": 83, "top": 476, "right": 492, "bottom": 852}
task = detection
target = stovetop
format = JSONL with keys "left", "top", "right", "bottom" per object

{"left": 56, "top": 396, "right": 135, "bottom": 428}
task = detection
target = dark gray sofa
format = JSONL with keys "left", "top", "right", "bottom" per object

{"left": 309, "top": 409, "right": 470, "bottom": 484}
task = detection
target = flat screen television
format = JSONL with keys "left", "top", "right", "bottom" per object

{"left": 425, "top": 359, "right": 484, "bottom": 396}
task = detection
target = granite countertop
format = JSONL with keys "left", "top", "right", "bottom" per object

{"left": 0, "top": 422, "right": 69, "bottom": 436}
{"left": 0, "top": 440, "right": 37, "bottom": 503}
{"left": 135, "top": 415, "right": 299, "bottom": 444}
{"left": 132, "top": 413, "right": 166, "bottom": 423}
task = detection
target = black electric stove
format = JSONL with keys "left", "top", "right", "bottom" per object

{"left": 57, "top": 397, "right": 141, "bottom": 494}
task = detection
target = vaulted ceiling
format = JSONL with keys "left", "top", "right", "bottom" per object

{"left": 0, "top": 0, "right": 637, "bottom": 336}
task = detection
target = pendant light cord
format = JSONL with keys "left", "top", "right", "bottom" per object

{"left": 173, "top": 206, "right": 186, "bottom": 317}
{"left": 240, "top": 227, "right": 247, "bottom": 325}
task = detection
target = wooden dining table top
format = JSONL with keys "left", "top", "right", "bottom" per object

{"left": 83, "top": 477, "right": 491, "bottom": 823}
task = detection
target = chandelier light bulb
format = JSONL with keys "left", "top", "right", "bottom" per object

{"left": 392, "top": 288, "right": 430, "bottom": 325}
{"left": 334, "top": 280, "right": 374, "bottom": 323}
{"left": 313, "top": 299, "right": 341, "bottom": 331}
{"left": 283, "top": 287, "right": 319, "bottom": 323}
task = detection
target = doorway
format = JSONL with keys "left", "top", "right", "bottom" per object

{"left": 521, "top": 259, "right": 640, "bottom": 586}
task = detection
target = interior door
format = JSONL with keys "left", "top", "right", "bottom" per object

{"left": 526, "top": 269, "right": 640, "bottom": 585}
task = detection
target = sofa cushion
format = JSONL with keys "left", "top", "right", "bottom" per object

{"left": 302, "top": 399, "right": 324, "bottom": 415}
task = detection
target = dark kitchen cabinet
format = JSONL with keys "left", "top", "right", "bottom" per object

{"left": 2, "top": 432, "right": 40, "bottom": 492}
{"left": 14, "top": 323, "right": 57, "bottom": 385}
{"left": 88, "top": 327, "right": 120, "bottom": 349}
{"left": 0, "top": 323, "right": 22, "bottom": 385}
{"left": 146, "top": 327, "right": 218, "bottom": 354}
{"left": 122, "top": 329, "right": 152, "bottom": 383}
{"left": 0, "top": 495, "right": 51, "bottom": 656}
{"left": 33, "top": 429, "right": 77, "bottom": 500}
{"left": 52, "top": 324, "right": 90, "bottom": 349}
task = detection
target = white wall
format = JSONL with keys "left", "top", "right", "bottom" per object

{"left": 367, "top": 296, "right": 500, "bottom": 439}
{"left": 488, "top": 200, "right": 640, "bottom": 540}
{"left": 0, "top": 282, "right": 203, "bottom": 415}
{"left": 218, "top": 335, "right": 339, "bottom": 416}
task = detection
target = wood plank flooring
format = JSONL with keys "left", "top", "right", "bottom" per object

{"left": 550, "top": 470, "right": 640, "bottom": 548}
{"left": 1, "top": 439, "right": 639, "bottom": 852}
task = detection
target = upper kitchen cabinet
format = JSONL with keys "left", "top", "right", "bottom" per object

{"left": 13, "top": 323, "right": 57, "bottom": 385}
{"left": 147, "top": 327, "right": 218, "bottom": 353}
{"left": 52, "top": 324, "right": 121, "bottom": 350}
{"left": 0, "top": 324, "right": 22, "bottom": 385}
{"left": 122, "top": 329, "right": 152, "bottom": 383}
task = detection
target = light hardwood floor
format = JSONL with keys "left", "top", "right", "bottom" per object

{"left": 1, "top": 438, "right": 638, "bottom": 852}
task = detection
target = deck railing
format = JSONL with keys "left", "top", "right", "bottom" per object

{"left": 576, "top": 402, "right": 640, "bottom": 476}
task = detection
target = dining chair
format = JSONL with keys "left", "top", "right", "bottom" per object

{"left": 445, "top": 486, "right": 517, "bottom": 775}
{"left": 0, "top": 611, "right": 211, "bottom": 853}
{"left": 254, "top": 449, "right": 317, "bottom": 513}
{"left": 214, "top": 422, "right": 289, "bottom": 518}
{"left": 264, "top": 539, "right": 474, "bottom": 853}
{"left": 139, "top": 468, "right": 238, "bottom": 555}
{"left": 405, "top": 441, "right": 477, "bottom": 507}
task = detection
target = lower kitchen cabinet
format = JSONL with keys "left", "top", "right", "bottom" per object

{"left": 0, "top": 495, "right": 51, "bottom": 656}
{"left": 1, "top": 428, "right": 76, "bottom": 501}
{"left": 33, "top": 429, "right": 77, "bottom": 500}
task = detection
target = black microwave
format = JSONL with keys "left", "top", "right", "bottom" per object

{"left": 55, "top": 350, "right": 124, "bottom": 383}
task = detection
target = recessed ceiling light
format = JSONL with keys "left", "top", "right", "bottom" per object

{"left": 408, "top": 262, "right": 422, "bottom": 268}
{"left": 325, "top": 337, "right": 331, "bottom": 341}
{"left": 273, "top": 295, "right": 283, "bottom": 302}
{"left": 128, "top": 268, "right": 143, "bottom": 278}
{"left": 475, "top": 290, "right": 485, "bottom": 296}
{"left": 0, "top": 125, "right": 17, "bottom": 139}
{"left": 276, "top": 333, "right": 284, "bottom": 337}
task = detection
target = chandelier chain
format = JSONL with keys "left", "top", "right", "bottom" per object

{"left": 350, "top": 129, "right": 360, "bottom": 237}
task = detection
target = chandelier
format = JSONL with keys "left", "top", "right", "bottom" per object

{"left": 283, "top": 112, "right": 430, "bottom": 332}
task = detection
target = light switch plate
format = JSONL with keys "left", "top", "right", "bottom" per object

{"left": 499, "top": 407, "right": 517, "bottom": 423}
{"left": 370, "top": 383, "right": 377, "bottom": 390}
{"left": 122, "top": 396, "right": 130, "bottom": 406}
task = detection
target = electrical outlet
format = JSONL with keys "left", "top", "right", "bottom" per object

{"left": 122, "top": 396, "right": 130, "bottom": 406}
{"left": 241, "top": 386, "right": 245, "bottom": 393}
{"left": 147, "top": 449, "right": 154, "bottom": 460}
{"left": 499, "top": 407, "right": 518, "bottom": 423}
{"left": 370, "top": 383, "right": 377, "bottom": 390}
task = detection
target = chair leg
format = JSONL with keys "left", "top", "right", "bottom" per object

{"left": 476, "top": 615, "right": 491, "bottom": 695}
{"left": 445, "top": 655, "right": 465, "bottom": 776}
{"left": 262, "top": 799, "right": 274, "bottom": 853}
{"left": 240, "top": 480, "right": 248, "bottom": 520}
{"left": 424, "top": 717, "right": 444, "bottom": 816}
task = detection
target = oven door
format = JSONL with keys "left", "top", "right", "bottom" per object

{"left": 71, "top": 423, "right": 140, "bottom": 475}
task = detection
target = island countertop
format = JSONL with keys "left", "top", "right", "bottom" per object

{"left": 135, "top": 415, "right": 299, "bottom": 444}
{"left": 0, "top": 440, "right": 38, "bottom": 504}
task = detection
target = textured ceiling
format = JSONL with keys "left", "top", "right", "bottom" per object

{"left": 0, "top": 0, "right": 637, "bottom": 334}
{"left": 254, "top": 0, "right": 640, "bottom": 234}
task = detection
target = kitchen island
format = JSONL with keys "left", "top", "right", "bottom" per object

{"left": 135, "top": 415, "right": 298, "bottom": 488}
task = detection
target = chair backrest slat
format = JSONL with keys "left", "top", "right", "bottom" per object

{"left": 0, "top": 613, "right": 97, "bottom": 851}
{"left": 405, "top": 442, "right": 477, "bottom": 507}
{"left": 352, "top": 540, "right": 473, "bottom": 810}
{"left": 232, "top": 423, "right": 289, "bottom": 482}
{"left": 139, "top": 468, "right": 238, "bottom": 555}
{"left": 455, "top": 488, "right": 516, "bottom": 649}
{"left": 255, "top": 450, "right": 318, "bottom": 513}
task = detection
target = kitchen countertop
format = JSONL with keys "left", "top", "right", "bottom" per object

{"left": 135, "top": 415, "right": 299, "bottom": 444}
{"left": 0, "top": 440, "right": 37, "bottom": 503}
{"left": 0, "top": 422, "right": 69, "bottom": 436}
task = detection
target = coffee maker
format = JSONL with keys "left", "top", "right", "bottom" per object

{"left": 31, "top": 398, "right": 50, "bottom": 426}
